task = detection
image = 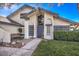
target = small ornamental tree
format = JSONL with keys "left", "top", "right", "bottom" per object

{"left": 18, "top": 28, "right": 22, "bottom": 34}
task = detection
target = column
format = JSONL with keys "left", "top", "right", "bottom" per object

{"left": 34, "top": 24, "right": 37, "bottom": 38}
{"left": 24, "top": 20, "right": 29, "bottom": 39}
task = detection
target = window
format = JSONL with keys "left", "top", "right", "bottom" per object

{"left": 46, "top": 25, "right": 51, "bottom": 35}
{"left": 29, "top": 25, "right": 34, "bottom": 36}
{"left": 38, "top": 15, "right": 44, "bottom": 25}
{"left": 20, "top": 14, "right": 24, "bottom": 19}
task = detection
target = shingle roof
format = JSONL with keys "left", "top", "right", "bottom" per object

{"left": 0, "top": 21, "right": 23, "bottom": 27}
{"left": 7, "top": 4, "right": 35, "bottom": 27}
{"left": 7, "top": 17, "right": 24, "bottom": 27}
{"left": 0, "top": 4, "right": 77, "bottom": 26}
{"left": 8, "top": 4, "right": 35, "bottom": 17}
{"left": 0, "top": 4, "right": 35, "bottom": 17}
{"left": 8, "top": 4, "right": 35, "bottom": 27}
{"left": 54, "top": 16, "right": 77, "bottom": 24}
{"left": 22, "top": 7, "right": 77, "bottom": 24}
{"left": 38, "top": 7, "right": 58, "bottom": 15}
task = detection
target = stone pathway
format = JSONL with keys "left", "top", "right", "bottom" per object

{"left": 0, "top": 38, "right": 42, "bottom": 56}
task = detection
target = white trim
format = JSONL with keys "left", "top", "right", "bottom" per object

{"left": 24, "top": 20, "right": 29, "bottom": 39}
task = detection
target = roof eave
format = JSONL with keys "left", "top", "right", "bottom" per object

{"left": 0, "top": 21, "right": 24, "bottom": 27}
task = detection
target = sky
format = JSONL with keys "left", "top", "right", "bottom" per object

{"left": 36, "top": 3, "right": 79, "bottom": 22}
{"left": 0, "top": 3, "right": 79, "bottom": 22}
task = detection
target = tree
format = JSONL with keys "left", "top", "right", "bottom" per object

{"left": 0, "top": 3, "right": 15, "bottom": 8}
{"left": 0, "top": 3, "right": 79, "bottom": 11}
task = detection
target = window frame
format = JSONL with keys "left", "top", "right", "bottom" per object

{"left": 29, "top": 25, "right": 34, "bottom": 36}
{"left": 46, "top": 24, "right": 52, "bottom": 35}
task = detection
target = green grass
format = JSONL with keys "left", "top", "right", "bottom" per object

{"left": 33, "top": 40, "right": 79, "bottom": 56}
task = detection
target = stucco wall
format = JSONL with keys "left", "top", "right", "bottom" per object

{"left": 0, "top": 16, "right": 10, "bottom": 23}
{"left": 54, "top": 18, "right": 70, "bottom": 26}
{"left": 29, "top": 13, "right": 37, "bottom": 38}
{"left": 0, "top": 24, "right": 20, "bottom": 34}
{"left": 44, "top": 12, "right": 54, "bottom": 40}
{"left": 0, "top": 28, "right": 11, "bottom": 43}
{"left": 24, "top": 13, "right": 37, "bottom": 39}
{"left": 10, "top": 7, "right": 33, "bottom": 25}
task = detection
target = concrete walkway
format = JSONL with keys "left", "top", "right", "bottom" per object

{"left": 0, "top": 38, "right": 42, "bottom": 56}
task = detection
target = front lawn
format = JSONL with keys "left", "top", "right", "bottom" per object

{"left": 33, "top": 40, "right": 79, "bottom": 56}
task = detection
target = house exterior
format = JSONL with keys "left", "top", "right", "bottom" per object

{"left": 22, "top": 8, "right": 54, "bottom": 40}
{"left": 70, "top": 23, "right": 79, "bottom": 31}
{"left": 0, "top": 4, "right": 76, "bottom": 43}
{"left": 53, "top": 14, "right": 75, "bottom": 31}
{"left": 0, "top": 16, "right": 23, "bottom": 33}
{"left": 0, "top": 16, "right": 23, "bottom": 43}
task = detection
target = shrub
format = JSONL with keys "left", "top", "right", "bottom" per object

{"left": 54, "top": 31, "right": 79, "bottom": 42}
{"left": 18, "top": 28, "right": 22, "bottom": 33}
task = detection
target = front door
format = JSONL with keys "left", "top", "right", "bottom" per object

{"left": 37, "top": 15, "right": 44, "bottom": 38}
{"left": 37, "top": 25, "right": 44, "bottom": 38}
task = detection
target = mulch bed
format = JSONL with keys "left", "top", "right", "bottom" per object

{"left": 0, "top": 42, "right": 25, "bottom": 48}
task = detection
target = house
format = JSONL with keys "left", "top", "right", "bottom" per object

{"left": 0, "top": 4, "right": 76, "bottom": 43}
{"left": 0, "top": 4, "right": 34, "bottom": 43}
{"left": 53, "top": 14, "right": 76, "bottom": 31}
{"left": 0, "top": 16, "right": 23, "bottom": 43}
{"left": 70, "top": 23, "right": 79, "bottom": 31}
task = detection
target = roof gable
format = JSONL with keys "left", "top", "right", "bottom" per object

{"left": 0, "top": 4, "right": 34, "bottom": 17}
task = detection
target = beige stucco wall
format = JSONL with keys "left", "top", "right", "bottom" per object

{"left": 28, "top": 14, "right": 37, "bottom": 25}
{"left": 24, "top": 12, "right": 37, "bottom": 39}
{"left": 54, "top": 18, "right": 70, "bottom": 26}
{"left": 44, "top": 12, "right": 54, "bottom": 40}
{"left": 25, "top": 10, "right": 54, "bottom": 39}
{"left": 0, "top": 28, "right": 11, "bottom": 43}
{"left": 0, "top": 16, "right": 10, "bottom": 23}
{"left": 0, "top": 24, "right": 20, "bottom": 34}
{"left": 10, "top": 7, "right": 33, "bottom": 25}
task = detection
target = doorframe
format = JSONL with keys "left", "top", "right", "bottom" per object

{"left": 37, "top": 15, "right": 44, "bottom": 38}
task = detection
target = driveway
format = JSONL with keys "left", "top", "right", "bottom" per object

{"left": 0, "top": 38, "right": 42, "bottom": 56}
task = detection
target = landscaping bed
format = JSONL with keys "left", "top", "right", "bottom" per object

{"left": 0, "top": 42, "right": 25, "bottom": 48}
{"left": 0, "top": 39, "right": 32, "bottom": 48}
{"left": 33, "top": 40, "right": 79, "bottom": 56}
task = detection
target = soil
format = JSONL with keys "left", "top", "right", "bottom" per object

{"left": 0, "top": 39, "right": 32, "bottom": 48}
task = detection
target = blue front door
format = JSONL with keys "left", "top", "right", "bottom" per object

{"left": 37, "top": 25, "right": 44, "bottom": 38}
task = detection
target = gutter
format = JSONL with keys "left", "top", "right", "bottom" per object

{"left": 0, "top": 21, "right": 23, "bottom": 27}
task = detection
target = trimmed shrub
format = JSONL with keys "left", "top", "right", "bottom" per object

{"left": 18, "top": 28, "right": 22, "bottom": 33}
{"left": 54, "top": 31, "right": 79, "bottom": 42}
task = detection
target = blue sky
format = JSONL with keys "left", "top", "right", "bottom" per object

{"left": 0, "top": 3, "right": 79, "bottom": 22}
{"left": 37, "top": 3, "right": 79, "bottom": 22}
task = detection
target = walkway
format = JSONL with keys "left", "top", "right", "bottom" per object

{"left": 0, "top": 38, "right": 42, "bottom": 56}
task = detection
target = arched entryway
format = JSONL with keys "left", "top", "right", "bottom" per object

{"left": 37, "top": 15, "right": 44, "bottom": 38}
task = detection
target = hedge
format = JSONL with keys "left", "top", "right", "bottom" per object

{"left": 54, "top": 31, "right": 79, "bottom": 42}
